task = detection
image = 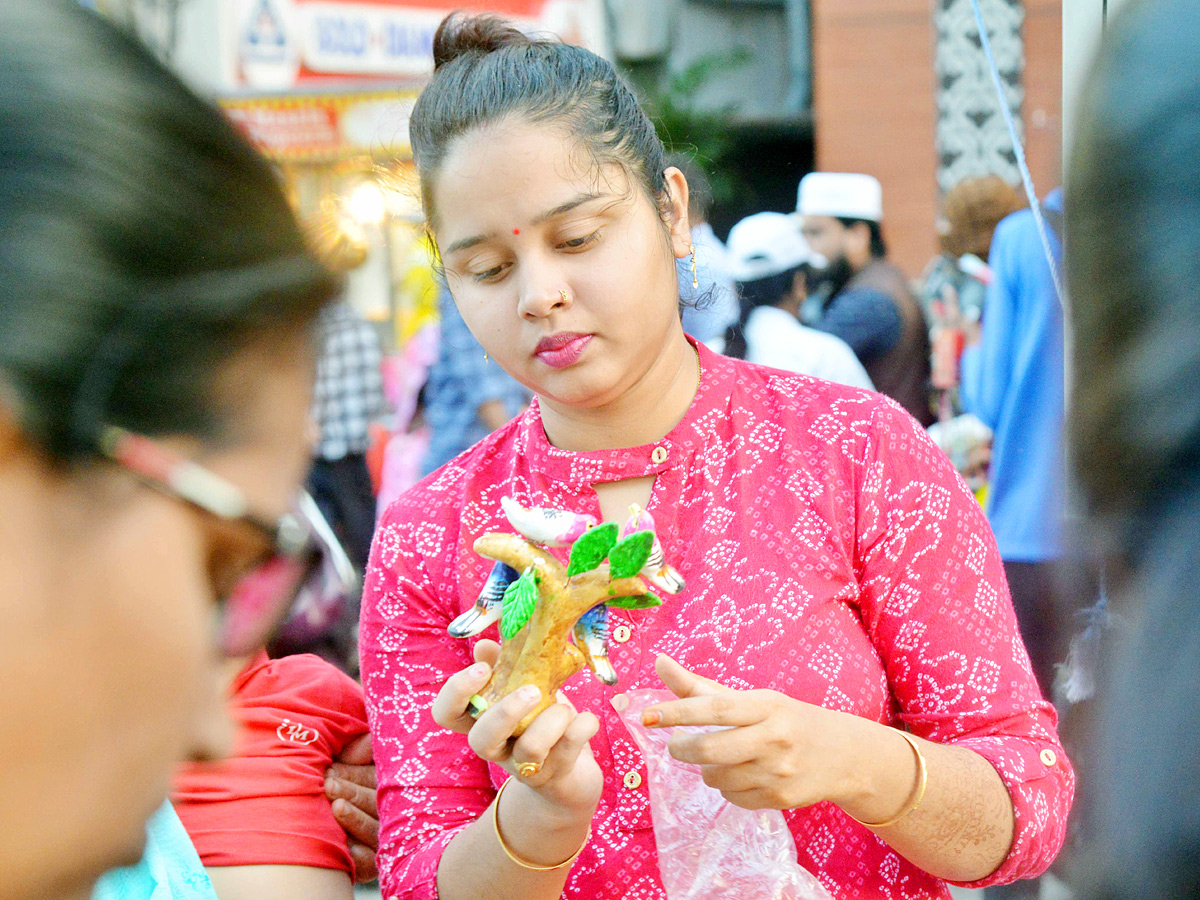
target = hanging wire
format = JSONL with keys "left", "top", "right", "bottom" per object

{"left": 968, "top": 0, "right": 1066, "bottom": 314}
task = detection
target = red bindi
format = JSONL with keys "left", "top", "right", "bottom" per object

{"left": 512, "top": 228, "right": 520, "bottom": 235}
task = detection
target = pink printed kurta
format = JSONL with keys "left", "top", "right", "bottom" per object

{"left": 360, "top": 340, "right": 1073, "bottom": 900}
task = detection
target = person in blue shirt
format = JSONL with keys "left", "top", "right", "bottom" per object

{"left": 92, "top": 804, "right": 218, "bottom": 900}
{"left": 422, "top": 287, "right": 530, "bottom": 474}
{"left": 960, "top": 188, "right": 1066, "bottom": 701}
{"left": 668, "top": 155, "right": 738, "bottom": 347}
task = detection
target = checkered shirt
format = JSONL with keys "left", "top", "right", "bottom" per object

{"left": 422, "top": 289, "right": 530, "bottom": 474}
{"left": 312, "top": 302, "right": 384, "bottom": 460}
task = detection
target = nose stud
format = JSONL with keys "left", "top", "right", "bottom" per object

{"left": 559, "top": 289, "right": 568, "bottom": 303}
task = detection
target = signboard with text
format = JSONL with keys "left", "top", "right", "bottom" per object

{"left": 221, "top": 88, "right": 420, "bottom": 161}
{"left": 232, "top": 0, "right": 602, "bottom": 89}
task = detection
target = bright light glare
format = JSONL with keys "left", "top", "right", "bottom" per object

{"left": 344, "top": 180, "right": 387, "bottom": 227}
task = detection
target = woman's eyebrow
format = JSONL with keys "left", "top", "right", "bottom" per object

{"left": 443, "top": 193, "right": 606, "bottom": 256}
{"left": 531, "top": 192, "right": 604, "bottom": 225}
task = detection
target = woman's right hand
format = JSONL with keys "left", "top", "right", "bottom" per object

{"left": 431, "top": 639, "right": 603, "bottom": 821}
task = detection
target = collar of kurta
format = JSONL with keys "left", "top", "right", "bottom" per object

{"left": 517, "top": 336, "right": 731, "bottom": 484}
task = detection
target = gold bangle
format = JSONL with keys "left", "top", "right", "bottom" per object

{"left": 492, "top": 778, "right": 590, "bottom": 871}
{"left": 847, "top": 729, "right": 928, "bottom": 829}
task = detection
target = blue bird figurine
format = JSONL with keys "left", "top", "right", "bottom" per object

{"left": 573, "top": 602, "right": 618, "bottom": 685}
{"left": 448, "top": 560, "right": 520, "bottom": 638}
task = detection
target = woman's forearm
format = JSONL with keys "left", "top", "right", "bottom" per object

{"left": 436, "top": 780, "right": 595, "bottom": 900}
{"left": 839, "top": 727, "right": 1014, "bottom": 883}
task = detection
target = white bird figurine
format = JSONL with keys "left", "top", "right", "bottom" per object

{"left": 448, "top": 561, "right": 519, "bottom": 638}
{"left": 501, "top": 496, "right": 597, "bottom": 547}
{"left": 573, "top": 602, "right": 618, "bottom": 685}
{"left": 621, "top": 504, "right": 685, "bottom": 594}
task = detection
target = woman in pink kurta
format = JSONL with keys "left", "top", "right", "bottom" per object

{"left": 362, "top": 343, "right": 1072, "bottom": 899}
{"left": 361, "top": 13, "right": 1072, "bottom": 900}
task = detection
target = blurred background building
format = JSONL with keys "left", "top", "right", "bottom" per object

{"left": 85, "top": 0, "right": 605, "bottom": 354}
{"left": 85, "top": 0, "right": 1064, "bottom": 304}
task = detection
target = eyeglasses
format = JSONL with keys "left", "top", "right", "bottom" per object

{"left": 97, "top": 424, "right": 359, "bottom": 657}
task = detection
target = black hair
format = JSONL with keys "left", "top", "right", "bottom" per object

{"left": 1068, "top": 0, "right": 1200, "bottom": 542}
{"left": 722, "top": 268, "right": 802, "bottom": 361}
{"left": 0, "top": 1, "right": 338, "bottom": 461}
{"left": 665, "top": 153, "right": 714, "bottom": 224}
{"left": 1067, "top": 0, "right": 1200, "bottom": 896}
{"left": 409, "top": 14, "right": 669, "bottom": 227}
{"left": 836, "top": 217, "right": 887, "bottom": 258}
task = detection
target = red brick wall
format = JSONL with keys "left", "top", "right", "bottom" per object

{"left": 1024, "top": 0, "right": 1063, "bottom": 196}
{"left": 810, "top": 0, "right": 938, "bottom": 279}
{"left": 811, "top": 0, "right": 1063, "bottom": 278}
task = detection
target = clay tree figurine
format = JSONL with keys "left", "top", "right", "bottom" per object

{"left": 447, "top": 497, "right": 685, "bottom": 736}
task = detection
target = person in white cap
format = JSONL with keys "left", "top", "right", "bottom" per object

{"left": 797, "top": 172, "right": 933, "bottom": 425}
{"left": 722, "top": 211, "right": 874, "bottom": 390}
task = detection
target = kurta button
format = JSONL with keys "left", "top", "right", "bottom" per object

{"left": 651, "top": 445, "right": 668, "bottom": 464}
{"left": 1040, "top": 748, "right": 1058, "bottom": 767}
{"left": 612, "top": 624, "right": 632, "bottom": 644}
{"left": 623, "top": 770, "right": 642, "bottom": 789}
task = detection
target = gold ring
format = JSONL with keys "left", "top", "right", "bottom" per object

{"left": 517, "top": 761, "right": 542, "bottom": 778}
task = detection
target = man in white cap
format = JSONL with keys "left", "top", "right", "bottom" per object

{"left": 797, "top": 172, "right": 933, "bottom": 425}
{"left": 722, "top": 211, "right": 873, "bottom": 390}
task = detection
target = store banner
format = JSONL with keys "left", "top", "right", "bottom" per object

{"left": 221, "top": 89, "right": 419, "bottom": 161}
{"left": 224, "top": 0, "right": 602, "bottom": 159}
{"left": 300, "top": 2, "right": 455, "bottom": 77}
{"left": 233, "top": 0, "right": 602, "bottom": 88}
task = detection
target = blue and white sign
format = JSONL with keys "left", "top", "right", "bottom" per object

{"left": 237, "top": 0, "right": 301, "bottom": 90}
{"left": 299, "top": 2, "right": 446, "bottom": 77}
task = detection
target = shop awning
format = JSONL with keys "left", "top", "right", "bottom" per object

{"left": 220, "top": 88, "right": 419, "bottom": 162}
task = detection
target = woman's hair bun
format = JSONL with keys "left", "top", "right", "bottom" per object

{"left": 433, "top": 13, "right": 534, "bottom": 71}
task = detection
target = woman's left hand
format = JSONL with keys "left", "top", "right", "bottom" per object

{"left": 643, "top": 655, "right": 873, "bottom": 812}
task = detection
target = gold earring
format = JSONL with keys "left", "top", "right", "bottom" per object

{"left": 483, "top": 351, "right": 489, "bottom": 362}
{"left": 690, "top": 246, "right": 698, "bottom": 289}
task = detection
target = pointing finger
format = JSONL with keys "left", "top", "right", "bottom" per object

{"left": 653, "top": 654, "right": 734, "bottom": 701}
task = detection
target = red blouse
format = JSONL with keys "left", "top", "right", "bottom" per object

{"left": 360, "top": 340, "right": 1072, "bottom": 900}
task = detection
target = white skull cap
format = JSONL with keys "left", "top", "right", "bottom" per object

{"left": 726, "top": 212, "right": 819, "bottom": 282}
{"left": 796, "top": 172, "right": 884, "bottom": 222}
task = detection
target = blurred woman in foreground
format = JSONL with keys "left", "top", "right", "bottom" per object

{"left": 1067, "top": 0, "right": 1200, "bottom": 895}
{"left": 0, "top": 2, "right": 345, "bottom": 897}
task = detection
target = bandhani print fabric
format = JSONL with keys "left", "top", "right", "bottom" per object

{"left": 360, "top": 339, "right": 1073, "bottom": 900}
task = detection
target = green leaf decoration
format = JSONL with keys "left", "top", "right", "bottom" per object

{"left": 566, "top": 522, "right": 619, "bottom": 577}
{"left": 608, "top": 531, "right": 654, "bottom": 579}
{"left": 500, "top": 569, "right": 538, "bottom": 640}
{"left": 605, "top": 593, "right": 663, "bottom": 610}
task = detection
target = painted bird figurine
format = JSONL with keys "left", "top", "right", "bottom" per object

{"left": 501, "top": 496, "right": 597, "bottom": 547}
{"left": 573, "top": 602, "right": 618, "bottom": 686}
{"left": 448, "top": 560, "right": 519, "bottom": 638}
{"left": 622, "top": 504, "right": 686, "bottom": 594}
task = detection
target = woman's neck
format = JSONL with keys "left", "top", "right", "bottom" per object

{"left": 539, "top": 333, "right": 700, "bottom": 452}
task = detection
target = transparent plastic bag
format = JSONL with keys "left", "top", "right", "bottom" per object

{"left": 616, "top": 689, "right": 833, "bottom": 900}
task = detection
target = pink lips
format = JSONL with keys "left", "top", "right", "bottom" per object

{"left": 535, "top": 332, "right": 592, "bottom": 368}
